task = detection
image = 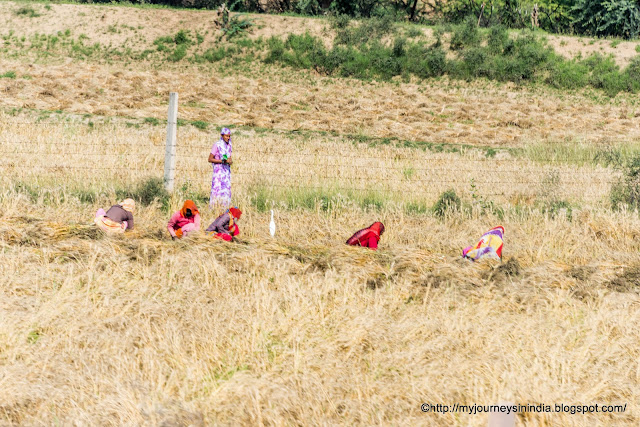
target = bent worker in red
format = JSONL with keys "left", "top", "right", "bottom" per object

{"left": 206, "top": 207, "right": 242, "bottom": 241}
{"left": 346, "top": 222, "right": 385, "bottom": 250}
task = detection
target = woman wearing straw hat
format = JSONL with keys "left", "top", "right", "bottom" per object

{"left": 94, "top": 198, "right": 135, "bottom": 233}
{"left": 208, "top": 127, "right": 233, "bottom": 210}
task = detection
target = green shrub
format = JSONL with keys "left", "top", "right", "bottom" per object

{"left": 406, "top": 26, "right": 423, "bottom": 38}
{"left": 487, "top": 25, "right": 509, "bottom": 54}
{"left": 178, "top": 180, "right": 209, "bottom": 207}
{"left": 450, "top": 16, "right": 481, "bottom": 50}
{"left": 330, "top": 0, "right": 389, "bottom": 19}
{"left": 219, "top": 12, "right": 254, "bottom": 40}
{"left": 542, "top": 199, "right": 573, "bottom": 220}
{"left": 404, "top": 201, "right": 430, "bottom": 214}
{"left": 284, "top": 32, "right": 326, "bottom": 68}
{"left": 14, "top": 6, "right": 40, "bottom": 17}
{"left": 499, "top": 33, "right": 553, "bottom": 81}
{"left": 191, "top": 120, "right": 208, "bottom": 130}
{"left": 120, "top": 177, "right": 170, "bottom": 209}
{"left": 433, "top": 189, "right": 461, "bottom": 218}
{"left": 611, "top": 153, "right": 640, "bottom": 211}
{"left": 584, "top": 54, "right": 628, "bottom": 96}
{"left": 330, "top": 14, "right": 352, "bottom": 29}
{"left": 334, "top": 15, "right": 394, "bottom": 46}
{"left": 459, "top": 46, "right": 488, "bottom": 78}
{"left": 406, "top": 44, "right": 447, "bottom": 78}
{"left": 168, "top": 45, "right": 188, "bottom": 61}
{"left": 624, "top": 56, "right": 640, "bottom": 92}
{"left": 594, "top": 146, "right": 624, "bottom": 168}
{"left": 154, "top": 30, "right": 192, "bottom": 61}
{"left": 547, "top": 60, "right": 590, "bottom": 89}
{"left": 174, "top": 29, "right": 192, "bottom": 45}
{"left": 74, "top": 188, "right": 99, "bottom": 204}
{"left": 200, "top": 46, "right": 228, "bottom": 63}
{"left": 143, "top": 117, "right": 160, "bottom": 126}
{"left": 573, "top": 0, "right": 640, "bottom": 39}
{"left": 296, "top": 0, "right": 322, "bottom": 15}
{"left": 12, "top": 181, "right": 40, "bottom": 202}
{"left": 263, "top": 20, "right": 633, "bottom": 95}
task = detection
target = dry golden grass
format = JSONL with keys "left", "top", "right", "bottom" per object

{"left": 0, "top": 2, "right": 330, "bottom": 51}
{"left": 2, "top": 56, "right": 640, "bottom": 149}
{"left": 1, "top": 3, "right": 640, "bottom": 425}
{"left": 2, "top": 113, "right": 640, "bottom": 425}
{"left": 0, "top": 113, "right": 618, "bottom": 204}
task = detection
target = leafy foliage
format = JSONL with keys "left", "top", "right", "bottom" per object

{"left": 218, "top": 6, "right": 254, "bottom": 39}
{"left": 117, "top": 177, "right": 170, "bottom": 209}
{"left": 433, "top": 189, "right": 461, "bottom": 218}
{"left": 264, "top": 17, "right": 640, "bottom": 96}
{"left": 330, "top": 0, "right": 387, "bottom": 18}
{"left": 573, "top": 0, "right": 640, "bottom": 39}
{"left": 611, "top": 153, "right": 640, "bottom": 211}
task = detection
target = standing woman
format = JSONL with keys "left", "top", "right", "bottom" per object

{"left": 208, "top": 127, "right": 233, "bottom": 210}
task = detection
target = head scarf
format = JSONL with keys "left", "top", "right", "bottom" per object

{"left": 229, "top": 207, "right": 242, "bottom": 220}
{"left": 227, "top": 207, "right": 242, "bottom": 228}
{"left": 220, "top": 127, "right": 231, "bottom": 136}
{"left": 119, "top": 199, "right": 135, "bottom": 213}
{"left": 369, "top": 222, "right": 385, "bottom": 237}
{"left": 180, "top": 200, "right": 199, "bottom": 218}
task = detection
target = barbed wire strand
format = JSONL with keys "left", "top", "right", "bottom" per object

{"left": 0, "top": 151, "right": 615, "bottom": 175}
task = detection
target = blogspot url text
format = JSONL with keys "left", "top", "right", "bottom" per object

{"left": 420, "top": 403, "right": 627, "bottom": 415}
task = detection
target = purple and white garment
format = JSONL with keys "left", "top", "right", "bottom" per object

{"left": 209, "top": 132, "right": 232, "bottom": 208}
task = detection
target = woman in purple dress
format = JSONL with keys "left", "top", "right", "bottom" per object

{"left": 208, "top": 127, "right": 233, "bottom": 210}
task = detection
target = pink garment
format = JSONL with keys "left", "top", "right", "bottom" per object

{"left": 362, "top": 234, "right": 378, "bottom": 250}
{"left": 167, "top": 211, "right": 201, "bottom": 238}
{"left": 211, "top": 224, "right": 240, "bottom": 241}
{"left": 210, "top": 138, "right": 232, "bottom": 208}
{"left": 346, "top": 222, "right": 384, "bottom": 251}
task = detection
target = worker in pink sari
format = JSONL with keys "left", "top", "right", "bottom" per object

{"left": 167, "top": 200, "right": 201, "bottom": 240}
{"left": 346, "top": 222, "right": 385, "bottom": 250}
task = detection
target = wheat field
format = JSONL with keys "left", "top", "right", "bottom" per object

{"left": 1, "top": 1, "right": 640, "bottom": 425}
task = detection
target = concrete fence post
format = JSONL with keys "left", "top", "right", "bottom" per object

{"left": 164, "top": 92, "right": 178, "bottom": 192}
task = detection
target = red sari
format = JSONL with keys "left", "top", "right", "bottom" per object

{"left": 346, "top": 222, "right": 385, "bottom": 250}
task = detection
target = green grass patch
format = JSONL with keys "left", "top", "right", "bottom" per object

{"left": 143, "top": 117, "right": 161, "bottom": 126}
{"left": 14, "top": 5, "right": 40, "bottom": 18}
{"left": 248, "top": 183, "right": 391, "bottom": 212}
{"left": 191, "top": 120, "right": 209, "bottom": 130}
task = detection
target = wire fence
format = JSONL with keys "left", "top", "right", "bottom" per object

{"left": 0, "top": 116, "right": 621, "bottom": 204}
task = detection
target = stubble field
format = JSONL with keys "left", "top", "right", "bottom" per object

{"left": 1, "top": 1, "right": 640, "bottom": 425}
